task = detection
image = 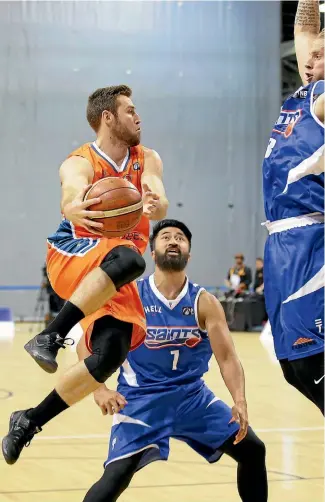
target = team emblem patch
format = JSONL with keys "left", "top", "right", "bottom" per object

{"left": 182, "top": 306, "right": 194, "bottom": 316}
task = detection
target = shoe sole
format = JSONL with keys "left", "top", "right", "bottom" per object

{"left": 24, "top": 342, "right": 58, "bottom": 374}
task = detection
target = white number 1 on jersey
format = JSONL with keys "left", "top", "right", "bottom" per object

{"left": 265, "top": 138, "right": 276, "bottom": 159}
{"left": 170, "top": 350, "right": 180, "bottom": 370}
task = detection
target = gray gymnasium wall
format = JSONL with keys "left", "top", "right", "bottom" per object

{"left": 0, "top": 1, "right": 281, "bottom": 319}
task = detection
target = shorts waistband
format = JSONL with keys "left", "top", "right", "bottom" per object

{"left": 262, "top": 212, "right": 324, "bottom": 235}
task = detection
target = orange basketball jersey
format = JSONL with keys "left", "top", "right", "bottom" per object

{"left": 69, "top": 142, "right": 149, "bottom": 255}
{"left": 46, "top": 141, "right": 149, "bottom": 350}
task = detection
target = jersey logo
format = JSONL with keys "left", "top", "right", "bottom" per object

{"left": 273, "top": 109, "right": 302, "bottom": 138}
{"left": 144, "top": 305, "right": 162, "bottom": 314}
{"left": 292, "top": 337, "right": 316, "bottom": 350}
{"left": 314, "top": 375, "right": 325, "bottom": 385}
{"left": 293, "top": 88, "right": 307, "bottom": 99}
{"left": 145, "top": 326, "right": 202, "bottom": 349}
{"left": 124, "top": 231, "right": 144, "bottom": 242}
{"left": 133, "top": 162, "right": 140, "bottom": 171}
{"left": 182, "top": 306, "right": 194, "bottom": 316}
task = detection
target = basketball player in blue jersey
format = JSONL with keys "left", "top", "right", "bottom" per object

{"left": 79, "top": 220, "right": 268, "bottom": 502}
{"left": 263, "top": 0, "right": 324, "bottom": 413}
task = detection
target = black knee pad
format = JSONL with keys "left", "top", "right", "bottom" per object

{"left": 84, "top": 316, "right": 132, "bottom": 383}
{"left": 100, "top": 246, "right": 146, "bottom": 289}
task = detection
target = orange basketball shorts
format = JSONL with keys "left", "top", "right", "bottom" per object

{"left": 46, "top": 236, "right": 146, "bottom": 351}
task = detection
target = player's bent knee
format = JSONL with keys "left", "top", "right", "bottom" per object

{"left": 280, "top": 363, "right": 296, "bottom": 387}
{"left": 100, "top": 246, "right": 146, "bottom": 289}
{"left": 83, "top": 457, "right": 139, "bottom": 502}
{"left": 223, "top": 427, "right": 266, "bottom": 465}
{"left": 251, "top": 436, "right": 266, "bottom": 462}
{"left": 84, "top": 329, "right": 131, "bottom": 383}
{"left": 244, "top": 430, "right": 266, "bottom": 463}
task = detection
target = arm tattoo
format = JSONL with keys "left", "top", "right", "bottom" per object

{"left": 295, "top": 0, "right": 320, "bottom": 31}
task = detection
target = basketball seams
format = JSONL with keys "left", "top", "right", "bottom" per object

{"left": 101, "top": 213, "right": 142, "bottom": 235}
{"left": 83, "top": 177, "right": 143, "bottom": 236}
{"left": 85, "top": 186, "right": 140, "bottom": 208}
{"left": 99, "top": 201, "right": 143, "bottom": 219}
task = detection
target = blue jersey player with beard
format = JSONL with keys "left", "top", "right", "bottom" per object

{"left": 262, "top": 0, "right": 324, "bottom": 414}
{"left": 80, "top": 220, "right": 268, "bottom": 502}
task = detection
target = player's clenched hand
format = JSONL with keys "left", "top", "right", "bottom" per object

{"left": 63, "top": 185, "right": 105, "bottom": 235}
{"left": 94, "top": 386, "right": 128, "bottom": 416}
{"left": 229, "top": 400, "right": 249, "bottom": 444}
{"left": 142, "top": 183, "right": 161, "bottom": 218}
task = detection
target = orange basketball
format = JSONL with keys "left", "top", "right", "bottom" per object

{"left": 84, "top": 177, "right": 143, "bottom": 237}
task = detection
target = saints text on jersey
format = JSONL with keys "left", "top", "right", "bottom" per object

{"left": 145, "top": 326, "right": 202, "bottom": 349}
{"left": 273, "top": 109, "right": 302, "bottom": 136}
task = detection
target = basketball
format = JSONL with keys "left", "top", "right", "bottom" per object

{"left": 84, "top": 177, "right": 143, "bottom": 237}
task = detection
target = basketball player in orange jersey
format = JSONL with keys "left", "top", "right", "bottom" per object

{"left": 2, "top": 85, "right": 168, "bottom": 465}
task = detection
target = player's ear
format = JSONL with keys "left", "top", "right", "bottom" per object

{"left": 151, "top": 250, "right": 155, "bottom": 260}
{"left": 188, "top": 252, "right": 191, "bottom": 262}
{"left": 102, "top": 110, "right": 114, "bottom": 125}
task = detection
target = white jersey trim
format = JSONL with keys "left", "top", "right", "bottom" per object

{"left": 283, "top": 265, "right": 325, "bottom": 304}
{"left": 282, "top": 143, "right": 325, "bottom": 194}
{"left": 104, "top": 444, "right": 160, "bottom": 467}
{"left": 149, "top": 274, "right": 189, "bottom": 310}
{"left": 112, "top": 412, "right": 150, "bottom": 428}
{"left": 91, "top": 141, "right": 130, "bottom": 172}
{"left": 263, "top": 212, "right": 324, "bottom": 234}
{"left": 121, "top": 359, "right": 139, "bottom": 387}
{"left": 206, "top": 395, "right": 221, "bottom": 408}
{"left": 310, "top": 80, "right": 325, "bottom": 129}
{"left": 194, "top": 288, "right": 208, "bottom": 333}
{"left": 47, "top": 237, "right": 100, "bottom": 257}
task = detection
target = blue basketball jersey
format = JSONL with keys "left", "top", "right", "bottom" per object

{"left": 117, "top": 275, "right": 212, "bottom": 391}
{"left": 263, "top": 81, "right": 324, "bottom": 221}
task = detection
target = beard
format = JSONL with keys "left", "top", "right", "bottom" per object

{"left": 154, "top": 248, "right": 189, "bottom": 272}
{"left": 112, "top": 119, "right": 141, "bottom": 147}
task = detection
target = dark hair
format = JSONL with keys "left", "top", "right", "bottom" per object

{"left": 235, "top": 253, "right": 244, "bottom": 260}
{"left": 149, "top": 219, "right": 192, "bottom": 251}
{"left": 86, "top": 85, "right": 132, "bottom": 132}
{"left": 256, "top": 257, "right": 264, "bottom": 262}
